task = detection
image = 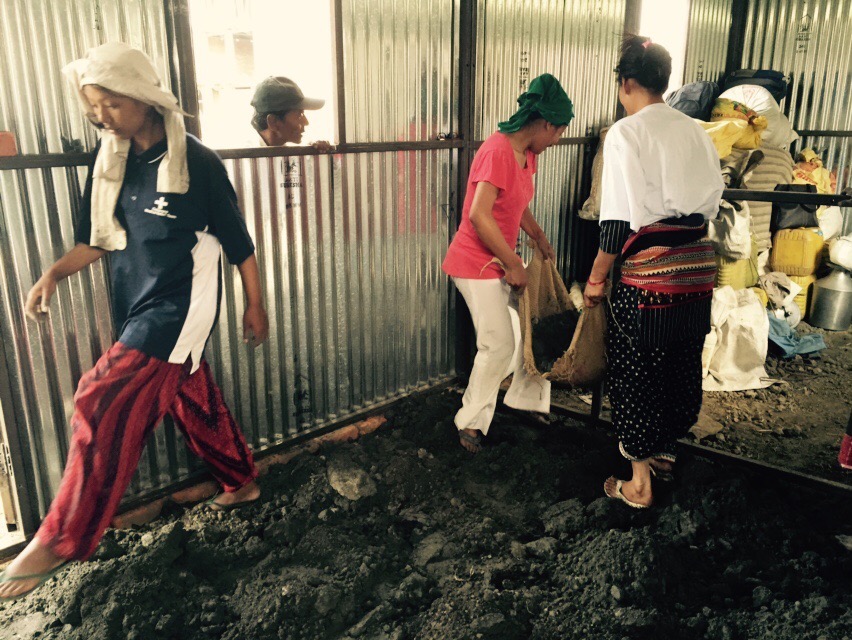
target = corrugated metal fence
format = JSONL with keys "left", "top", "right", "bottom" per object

{"left": 741, "top": 0, "right": 852, "bottom": 190}
{"left": 683, "top": 0, "right": 733, "bottom": 85}
{"left": 0, "top": 0, "right": 632, "bottom": 524}
{"left": 0, "top": 0, "right": 457, "bottom": 518}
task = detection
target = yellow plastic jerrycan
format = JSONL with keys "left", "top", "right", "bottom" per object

{"left": 770, "top": 227, "right": 825, "bottom": 276}
{"left": 716, "top": 236, "right": 759, "bottom": 290}
{"left": 788, "top": 274, "right": 817, "bottom": 319}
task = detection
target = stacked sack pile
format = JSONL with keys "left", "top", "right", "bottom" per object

{"left": 666, "top": 71, "right": 798, "bottom": 299}
{"left": 769, "top": 147, "right": 842, "bottom": 322}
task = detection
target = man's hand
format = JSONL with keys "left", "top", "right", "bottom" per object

{"left": 25, "top": 274, "right": 58, "bottom": 321}
{"left": 243, "top": 304, "right": 269, "bottom": 348}
{"left": 311, "top": 140, "right": 335, "bottom": 153}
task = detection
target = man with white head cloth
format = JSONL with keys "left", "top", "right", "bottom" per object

{"left": 0, "top": 42, "right": 268, "bottom": 600}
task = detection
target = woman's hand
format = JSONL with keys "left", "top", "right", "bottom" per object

{"left": 537, "top": 234, "right": 556, "bottom": 262}
{"left": 243, "top": 303, "right": 269, "bottom": 348}
{"left": 583, "top": 281, "right": 606, "bottom": 309}
{"left": 25, "top": 273, "right": 58, "bottom": 321}
{"left": 505, "top": 257, "right": 528, "bottom": 294}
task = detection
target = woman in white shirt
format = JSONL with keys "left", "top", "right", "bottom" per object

{"left": 584, "top": 36, "right": 724, "bottom": 508}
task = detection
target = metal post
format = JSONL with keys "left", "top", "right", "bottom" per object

{"left": 331, "top": 0, "right": 347, "bottom": 145}
{"left": 453, "top": 0, "right": 477, "bottom": 376}
{"left": 163, "top": 0, "right": 202, "bottom": 138}
{"left": 724, "top": 0, "right": 749, "bottom": 80}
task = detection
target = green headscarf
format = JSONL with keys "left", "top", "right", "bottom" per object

{"left": 498, "top": 73, "right": 575, "bottom": 133}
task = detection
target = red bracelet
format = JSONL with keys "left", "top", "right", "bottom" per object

{"left": 587, "top": 277, "right": 607, "bottom": 286}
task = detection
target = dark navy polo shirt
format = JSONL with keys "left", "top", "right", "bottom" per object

{"left": 76, "top": 135, "right": 254, "bottom": 368}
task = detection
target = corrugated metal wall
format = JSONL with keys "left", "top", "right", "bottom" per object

{"left": 341, "top": 0, "right": 458, "bottom": 142}
{"left": 474, "top": 0, "right": 623, "bottom": 281}
{"left": 741, "top": 0, "right": 852, "bottom": 190}
{"left": 683, "top": 0, "right": 733, "bottom": 84}
{"left": 474, "top": 0, "right": 625, "bottom": 139}
{"left": 0, "top": 0, "right": 457, "bottom": 517}
{"left": 0, "top": 0, "right": 170, "bottom": 155}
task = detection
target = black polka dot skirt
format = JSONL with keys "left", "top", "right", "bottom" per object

{"left": 606, "top": 283, "right": 706, "bottom": 461}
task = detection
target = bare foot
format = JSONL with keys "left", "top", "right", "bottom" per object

{"left": 208, "top": 480, "right": 261, "bottom": 510}
{"left": 0, "top": 538, "right": 66, "bottom": 599}
{"left": 604, "top": 476, "right": 653, "bottom": 508}
{"left": 458, "top": 428, "right": 482, "bottom": 453}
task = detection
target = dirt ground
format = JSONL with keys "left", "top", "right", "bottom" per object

{"left": 2, "top": 386, "right": 851, "bottom": 640}
{"left": 554, "top": 322, "right": 852, "bottom": 486}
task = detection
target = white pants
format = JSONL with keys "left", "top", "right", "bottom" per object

{"left": 454, "top": 277, "right": 551, "bottom": 435}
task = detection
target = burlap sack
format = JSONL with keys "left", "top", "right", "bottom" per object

{"left": 519, "top": 249, "right": 607, "bottom": 387}
{"left": 578, "top": 126, "right": 610, "bottom": 221}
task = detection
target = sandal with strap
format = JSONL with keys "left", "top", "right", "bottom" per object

{"left": 604, "top": 477, "right": 651, "bottom": 509}
{"left": 0, "top": 561, "right": 70, "bottom": 601}
{"left": 458, "top": 430, "right": 482, "bottom": 454}
{"left": 205, "top": 492, "right": 260, "bottom": 512}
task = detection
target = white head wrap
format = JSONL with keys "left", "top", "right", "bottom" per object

{"left": 63, "top": 42, "right": 189, "bottom": 251}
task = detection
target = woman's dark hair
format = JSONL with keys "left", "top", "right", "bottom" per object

{"left": 615, "top": 34, "right": 672, "bottom": 94}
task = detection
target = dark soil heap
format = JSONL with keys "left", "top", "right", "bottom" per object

{"left": 2, "top": 389, "right": 851, "bottom": 640}
{"left": 531, "top": 310, "right": 580, "bottom": 373}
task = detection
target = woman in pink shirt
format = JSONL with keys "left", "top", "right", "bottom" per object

{"left": 443, "top": 74, "right": 574, "bottom": 452}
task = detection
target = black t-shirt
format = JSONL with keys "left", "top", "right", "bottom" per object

{"left": 76, "top": 135, "right": 254, "bottom": 370}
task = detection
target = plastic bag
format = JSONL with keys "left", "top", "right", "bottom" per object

{"left": 792, "top": 148, "right": 836, "bottom": 195}
{"left": 771, "top": 184, "right": 819, "bottom": 232}
{"left": 666, "top": 81, "right": 719, "bottom": 120}
{"left": 518, "top": 248, "right": 607, "bottom": 387}
{"left": 830, "top": 235, "right": 852, "bottom": 271}
{"left": 702, "top": 286, "right": 772, "bottom": 392}
{"left": 719, "top": 85, "right": 798, "bottom": 148}
{"left": 709, "top": 201, "right": 752, "bottom": 260}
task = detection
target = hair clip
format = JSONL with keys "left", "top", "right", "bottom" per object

{"left": 642, "top": 38, "right": 653, "bottom": 49}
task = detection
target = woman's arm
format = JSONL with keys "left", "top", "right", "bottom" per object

{"left": 468, "top": 181, "right": 528, "bottom": 292}
{"left": 520, "top": 207, "right": 555, "bottom": 261}
{"left": 25, "top": 243, "right": 106, "bottom": 320}
{"left": 236, "top": 254, "right": 269, "bottom": 347}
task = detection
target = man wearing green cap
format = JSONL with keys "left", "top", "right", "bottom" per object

{"left": 443, "top": 73, "right": 574, "bottom": 453}
{"left": 250, "top": 76, "right": 331, "bottom": 150}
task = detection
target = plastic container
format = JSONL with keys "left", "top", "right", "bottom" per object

{"left": 788, "top": 274, "right": 816, "bottom": 318}
{"left": 749, "top": 286, "right": 769, "bottom": 307}
{"left": 770, "top": 227, "right": 825, "bottom": 276}
{"left": 716, "top": 236, "right": 759, "bottom": 289}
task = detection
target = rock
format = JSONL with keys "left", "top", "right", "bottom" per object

{"left": 611, "top": 585, "right": 623, "bottom": 601}
{"left": 93, "top": 536, "right": 125, "bottom": 561}
{"left": 525, "top": 537, "right": 558, "bottom": 560}
{"left": 510, "top": 541, "right": 527, "bottom": 559}
{"left": 140, "top": 532, "right": 156, "bottom": 547}
{"left": 315, "top": 585, "right": 342, "bottom": 616}
{"left": 752, "top": 586, "right": 772, "bottom": 608}
{"left": 690, "top": 412, "right": 724, "bottom": 441}
{"left": 414, "top": 533, "right": 446, "bottom": 567}
{"left": 542, "top": 499, "right": 585, "bottom": 537}
{"left": 835, "top": 535, "right": 852, "bottom": 551}
{"left": 327, "top": 459, "right": 377, "bottom": 501}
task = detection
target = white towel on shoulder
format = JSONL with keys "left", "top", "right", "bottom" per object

{"left": 63, "top": 42, "right": 190, "bottom": 251}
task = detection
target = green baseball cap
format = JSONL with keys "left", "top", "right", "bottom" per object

{"left": 250, "top": 76, "right": 325, "bottom": 113}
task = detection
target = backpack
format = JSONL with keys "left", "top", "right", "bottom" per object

{"left": 723, "top": 70, "right": 789, "bottom": 104}
{"left": 665, "top": 81, "right": 720, "bottom": 121}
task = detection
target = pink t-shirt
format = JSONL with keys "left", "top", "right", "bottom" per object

{"left": 443, "top": 133, "right": 537, "bottom": 279}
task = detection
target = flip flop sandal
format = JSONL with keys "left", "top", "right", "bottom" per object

{"left": 0, "top": 561, "right": 70, "bottom": 601}
{"left": 205, "top": 492, "right": 260, "bottom": 513}
{"left": 604, "top": 477, "right": 650, "bottom": 509}
{"left": 458, "top": 431, "right": 483, "bottom": 453}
